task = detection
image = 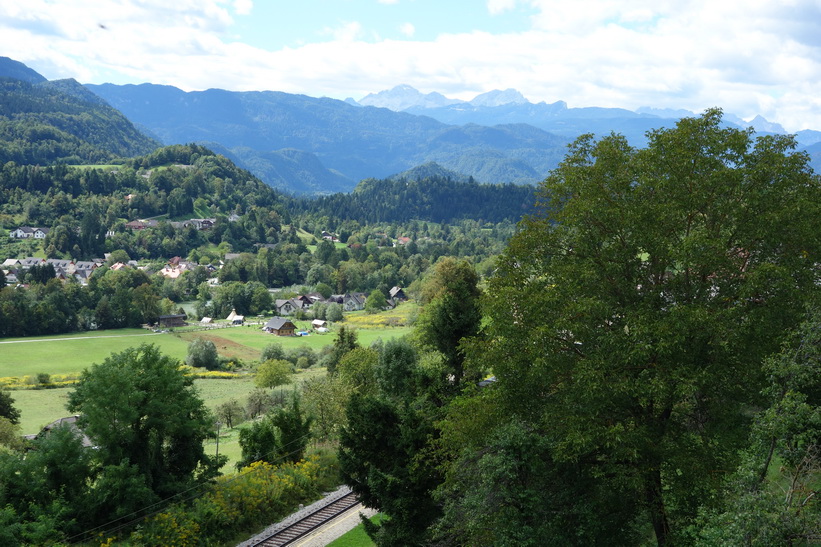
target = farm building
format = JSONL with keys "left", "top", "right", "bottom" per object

{"left": 24, "top": 415, "right": 94, "bottom": 448}
{"left": 389, "top": 286, "right": 408, "bottom": 301}
{"left": 157, "top": 314, "right": 187, "bottom": 328}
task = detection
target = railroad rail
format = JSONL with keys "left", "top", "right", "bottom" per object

{"left": 243, "top": 487, "right": 362, "bottom": 546}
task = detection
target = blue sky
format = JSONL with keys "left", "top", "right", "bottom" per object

{"left": 230, "top": 2, "right": 539, "bottom": 50}
{"left": 1, "top": 0, "right": 821, "bottom": 131}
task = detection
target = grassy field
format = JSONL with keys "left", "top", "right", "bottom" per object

{"left": 0, "top": 329, "right": 191, "bottom": 376}
{"left": 327, "top": 514, "right": 383, "bottom": 547}
{"left": 13, "top": 366, "right": 326, "bottom": 472}
{"left": 0, "top": 304, "right": 415, "bottom": 378}
{"left": 1, "top": 302, "right": 415, "bottom": 467}
{"left": 3, "top": 306, "right": 413, "bottom": 459}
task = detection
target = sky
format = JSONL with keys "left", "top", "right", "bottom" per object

{"left": 2, "top": 0, "right": 821, "bottom": 131}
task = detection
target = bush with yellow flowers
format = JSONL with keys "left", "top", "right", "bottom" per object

{"left": 129, "top": 455, "right": 337, "bottom": 545}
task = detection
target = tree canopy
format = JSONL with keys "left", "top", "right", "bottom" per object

{"left": 449, "top": 109, "right": 821, "bottom": 545}
{"left": 67, "top": 344, "right": 220, "bottom": 499}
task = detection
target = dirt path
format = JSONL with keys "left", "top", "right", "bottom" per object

{"left": 0, "top": 333, "right": 160, "bottom": 344}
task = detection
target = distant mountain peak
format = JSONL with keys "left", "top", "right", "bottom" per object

{"left": 470, "top": 89, "right": 529, "bottom": 107}
{"left": 358, "top": 84, "right": 461, "bottom": 111}
{"left": 636, "top": 106, "right": 695, "bottom": 119}
{"left": 747, "top": 115, "right": 786, "bottom": 134}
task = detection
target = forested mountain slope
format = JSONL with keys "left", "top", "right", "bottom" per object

{"left": 299, "top": 173, "right": 535, "bottom": 224}
{"left": 0, "top": 72, "right": 159, "bottom": 165}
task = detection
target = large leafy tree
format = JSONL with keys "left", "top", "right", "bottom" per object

{"left": 415, "top": 257, "right": 482, "bottom": 387}
{"left": 255, "top": 359, "right": 293, "bottom": 389}
{"left": 455, "top": 110, "right": 821, "bottom": 544}
{"left": 67, "top": 344, "right": 220, "bottom": 500}
{"left": 0, "top": 389, "right": 21, "bottom": 425}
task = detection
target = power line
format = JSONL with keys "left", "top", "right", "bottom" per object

{"left": 68, "top": 425, "right": 320, "bottom": 544}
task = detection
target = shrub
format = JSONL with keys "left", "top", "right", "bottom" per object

{"left": 185, "top": 338, "right": 219, "bottom": 370}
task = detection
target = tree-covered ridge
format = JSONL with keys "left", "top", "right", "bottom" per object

{"left": 0, "top": 144, "right": 289, "bottom": 257}
{"left": 1, "top": 143, "right": 528, "bottom": 264}
{"left": 0, "top": 77, "right": 159, "bottom": 165}
{"left": 0, "top": 57, "right": 46, "bottom": 84}
{"left": 299, "top": 174, "right": 535, "bottom": 224}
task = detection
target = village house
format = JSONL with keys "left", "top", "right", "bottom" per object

{"left": 263, "top": 317, "right": 297, "bottom": 336}
{"left": 125, "top": 219, "right": 159, "bottom": 230}
{"left": 23, "top": 416, "right": 94, "bottom": 448}
{"left": 71, "top": 260, "right": 103, "bottom": 277}
{"left": 303, "top": 292, "right": 326, "bottom": 305}
{"left": 171, "top": 218, "right": 216, "bottom": 231}
{"left": 275, "top": 298, "right": 309, "bottom": 316}
{"left": 343, "top": 292, "right": 367, "bottom": 311}
{"left": 389, "top": 286, "right": 408, "bottom": 301}
{"left": 158, "top": 257, "right": 197, "bottom": 279}
{"left": 9, "top": 227, "right": 49, "bottom": 239}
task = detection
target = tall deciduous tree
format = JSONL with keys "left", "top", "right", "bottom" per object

{"left": 255, "top": 359, "right": 293, "bottom": 389}
{"left": 415, "top": 257, "right": 481, "bottom": 386}
{"left": 365, "top": 289, "right": 387, "bottom": 314}
{"left": 215, "top": 398, "right": 245, "bottom": 429}
{"left": 67, "top": 344, "right": 220, "bottom": 499}
{"left": 455, "top": 110, "right": 821, "bottom": 545}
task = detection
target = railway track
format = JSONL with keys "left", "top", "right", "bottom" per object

{"left": 246, "top": 488, "right": 362, "bottom": 546}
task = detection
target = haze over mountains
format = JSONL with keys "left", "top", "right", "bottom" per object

{"left": 358, "top": 84, "right": 821, "bottom": 145}
{"left": 2, "top": 56, "right": 821, "bottom": 195}
{"left": 85, "top": 82, "right": 569, "bottom": 194}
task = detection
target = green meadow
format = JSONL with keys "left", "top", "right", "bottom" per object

{"left": 0, "top": 329, "right": 190, "bottom": 376}
{"left": 0, "top": 317, "right": 413, "bottom": 378}
{"left": 1, "top": 308, "right": 414, "bottom": 447}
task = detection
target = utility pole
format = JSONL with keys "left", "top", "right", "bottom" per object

{"left": 215, "top": 421, "right": 222, "bottom": 460}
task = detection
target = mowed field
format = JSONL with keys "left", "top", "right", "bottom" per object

{"left": 1, "top": 306, "right": 416, "bottom": 439}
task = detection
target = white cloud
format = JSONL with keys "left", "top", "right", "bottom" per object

{"left": 1, "top": 0, "right": 821, "bottom": 130}
{"left": 399, "top": 22, "right": 415, "bottom": 37}
{"left": 487, "top": 0, "right": 518, "bottom": 15}
{"left": 322, "top": 21, "right": 364, "bottom": 42}
{"left": 233, "top": 0, "right": 253, "bottom": 16}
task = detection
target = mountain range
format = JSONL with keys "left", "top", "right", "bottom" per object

{"left": 359, "top": 84, "right": 821, "bottom": 145}
{"left": 2, "top": 56, "right": 821, "bottom": 195}
{"left": 84, "top": 82, "right": 569, "bottom": 194}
